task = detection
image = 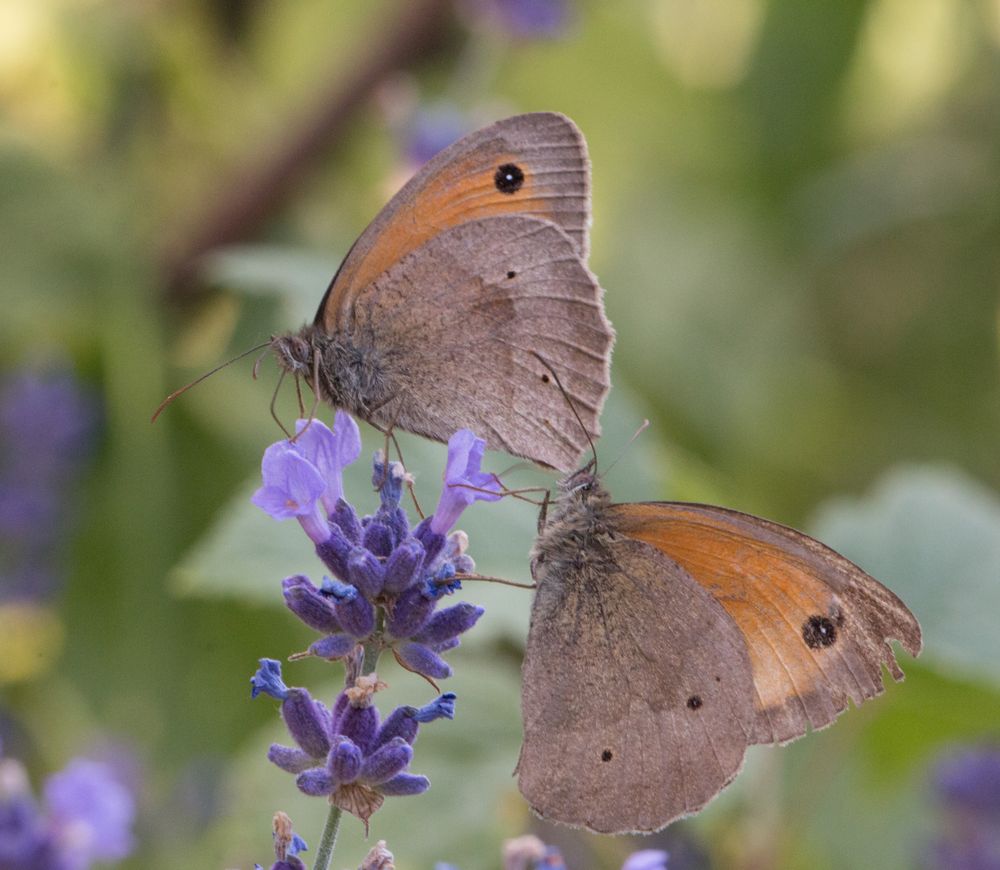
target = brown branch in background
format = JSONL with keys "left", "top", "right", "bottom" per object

{"left": 162, "top": 0, "right": 456, "bottom": 301}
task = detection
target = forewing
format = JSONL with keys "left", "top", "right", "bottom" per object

{"left": 609, "top": 502, "right": 923, "bottom": 745}
{"left": 318, "top": 112, "right": 590, "bottom": 331}
{"left": 518, "top": 537, "right": 755, "bottom": 833}
{"left": 350, "top": 215, "right": 613, "bottom": 471}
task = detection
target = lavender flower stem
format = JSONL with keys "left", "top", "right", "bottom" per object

{"left": 312, "top": 805, "right": 342, "bottom": 870}
{"left": 313, "top": 621, "right": 381, "bottom": 870}
{"left": 362, "top": 608, "right": 386, "bottom": 676}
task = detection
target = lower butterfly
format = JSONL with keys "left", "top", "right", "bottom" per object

{"left": 516, "top": 460, "right": 921, "bottom": 833}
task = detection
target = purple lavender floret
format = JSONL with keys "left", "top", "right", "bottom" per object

{"left": 252, "top": 660, "right": 454, "bottom": 827}
{"left": 255, "top": 421, "right": 491, "bottom": 681}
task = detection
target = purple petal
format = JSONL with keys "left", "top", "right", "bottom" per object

{"left": 381, "top": 538, "right": 424, "bottom": 596}
{"left": 282, "top": 576, "right": 341, "bottom": 634}
{"left": 296, "top": 768, "right": 333, "bottom": 797}
{"left": 394, "top": 642, "right": 452, "bottom": 680}
{"left": 308, "top": 634, "right": 358, "bottom": 661}
{"left": 315, "top": 522, "right": 353, "bottom": 579}
{"left": 412, "top": 603, "right": 484, "bottom": 645}
{"left": 337, "top": 704, "right": 379, "bottom": 754}
{"left": 281, "top": 689, "right": 332, "bottom": 759}
{"left": 362, "top": 520, "right": 394, "bottom": 558}
{"left": 385, "top": 585, "right": 435, "bottom": 639}
{"left": 359, "top": 738, "right": 412, "bottom": 785}
{"left": 377, "top": 773, "right": 429, "bottom": 796}
{"left": 292, "top": 412, "right": 361, "bottom": 514}
{"left": 330, "top": 499, "right": 362, "bottom": 543}
{"left": 347, "top": 548, "right": 384, "bottom": 599}
{"left": 411, "top": 693, "right": 456, "bottom": 723}
{"left": 373, "top": 707, "right": 420, "bottom": 749}
{"left": 334, "top": 591, "right": 375, "bottom": 638}
{"left": 267, "top": 745, "right": 317, "bottom": 774}
{"left": 327, "top": 736, "right": 363, "bottom": 785}
{"left": 430, "top": 430, "right": 502, "bottom": 534}
{"left": 251, "top": 659, "right": 288, "bottom": 700}
{"left": 252, "top": 443, "right": 328, "bottom": 543}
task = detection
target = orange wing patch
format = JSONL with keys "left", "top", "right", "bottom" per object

{"left": 609, "top": 502, "right": 921, "bottom": 745}
{"left": 317, "top": 113, "right": 590, "bottom": 331}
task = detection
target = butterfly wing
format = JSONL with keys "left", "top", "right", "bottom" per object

{"left": 607, "top": 502, "right": 923, "bottom": 745}
{"left": 348, "top": 214, "right": 613, "bottom": 470}
{"left": 518, "top": 535, "right": 755, "bottom": 833}
{"left": 316, "top": 112, "right": 591, "bottom": 332}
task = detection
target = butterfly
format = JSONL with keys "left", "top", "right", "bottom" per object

{"left": 516, "top": 460, "right": 922, "bottom": 833}
{"left": 268, "top": 112, "right": 614, "bottom": 471}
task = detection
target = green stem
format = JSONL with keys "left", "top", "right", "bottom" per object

{"left": 311, "top": 804, "right": 342, "bottom": 870}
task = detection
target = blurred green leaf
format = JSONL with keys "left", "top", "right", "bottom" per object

{"left": 811, "top": 465, "right": 1000, "bottom": 688}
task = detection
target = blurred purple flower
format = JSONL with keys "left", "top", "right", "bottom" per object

{"left": 402, "top": 105, "right": 469, "bottom": 167}
{"left": 44, "top": 760, "right": 135, "bottom": 869}
{"left": 0, "top": 366, "right": 99, "bottom": 605}
{"left": 0, "top": 746, "right": 135, "bottom": 870}
{"left": 430, "top": 429, "right": 502, "bottom": 535}
{"left": 929, "top": 744, "right": 1000, "bottom": 870}
{"left": 469, "top": 0, "right": 571, "bottom": 39}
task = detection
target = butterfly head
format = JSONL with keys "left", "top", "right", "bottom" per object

{"left": 558, "top": 459, "right": 609, "bottom": 508}
{"left": 270, "top": 331, "right": 314, "bottom": 378}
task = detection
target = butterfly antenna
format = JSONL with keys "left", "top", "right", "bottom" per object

{"left": 152, "top": 340, "right": 271, "bottom": 423}
{"left": 603, "top": 419, "right": 650, "bottom": 478}
{"left": 530, "top": 351, "right": 598, "bottom": 472}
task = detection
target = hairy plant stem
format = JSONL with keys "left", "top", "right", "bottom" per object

{"left": 312, "top": 805, "right": 342, "bottom": 870}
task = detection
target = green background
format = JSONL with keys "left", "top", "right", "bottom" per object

{"left": 1, "top": 0, "right": 998, "bottom": 867}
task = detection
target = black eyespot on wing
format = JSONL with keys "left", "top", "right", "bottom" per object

{"left": 601, "top": 749, "right": 613, "bottom": 762}
{"left": 494, "top": 163, "right": 524, "bottom": 194}
{"left": 541, "top": 373, "right": 551, "bottom": 383}
{"left": 686, "top": 695, "right": 703, "bottom": 710}
{"left": 506, "top": 270, "right": 516, "bottom": 279}
{"left": 803, "top": 614, "right": 837, "bottom": 649}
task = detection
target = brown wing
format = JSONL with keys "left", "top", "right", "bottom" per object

{"left": 349, "top": 215, "right": 613, "bottom": 471}
{"left": 608, "top": 502, "right": 923, "bottom": 745}
{"left": 317, "top": 112, "right": 591, "bottom": 331}
{"left": 518, "top": 536, "right": 755, "bottom": 833}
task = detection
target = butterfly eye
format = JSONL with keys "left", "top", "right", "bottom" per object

{"left": 494, "top": 163, "right": 525, "bottom": 194}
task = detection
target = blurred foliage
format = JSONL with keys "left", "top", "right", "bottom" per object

{"left": 1, "top": 0, "right": 999, "bottom": 868}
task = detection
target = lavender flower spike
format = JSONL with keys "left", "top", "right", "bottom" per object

{"left": 252, "top": 443, "right": 328, "bottom": 544}
{"left": 292, "top": 412, "right": 361, "bottom": 515}
{"left": 430, "top": 430, "right": 502, "bottom": 534}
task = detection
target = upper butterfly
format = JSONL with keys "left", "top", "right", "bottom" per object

{"left": 269, "top": 112, "right": 614, "bottom": 471}
{"left": 517, "top": 460, "right": 922, "bottom": 834}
